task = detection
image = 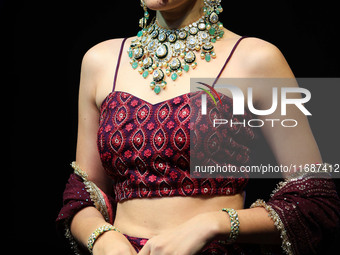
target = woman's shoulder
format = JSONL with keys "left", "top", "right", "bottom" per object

{"left": 78, "top": 37, "right": 134, "bottom": 102}
{"left": 81, "top": 37, "right": 130, "bottom": 72}
{"left": 235, "top": 36, "right": 293, "bottom": 77}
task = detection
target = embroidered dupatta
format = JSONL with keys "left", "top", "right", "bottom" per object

{"left": 251, "top": 172, "right": 340, "bottom": 254}
{"left": 57, "top": 163, "right": 116, "bottom": 254}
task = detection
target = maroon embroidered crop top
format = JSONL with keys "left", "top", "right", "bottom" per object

{"left": 97, "top": 37, "right": 256, "bottom": 202}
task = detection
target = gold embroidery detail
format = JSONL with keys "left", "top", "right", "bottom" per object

{"left": 71, "top": 161, "right": 110, "bottom": 222}
{"left": 250, "top": 199, "right": 293, "bottom": 255}
{"left": 64, "top": 218, "right": 82, "bottom": 255}
{"left": 270, "top": 163, "right": 332, "bottom": 197}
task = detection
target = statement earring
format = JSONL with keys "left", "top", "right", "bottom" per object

{"left": 139, "top": 0, "right": 150, "bottom": 29}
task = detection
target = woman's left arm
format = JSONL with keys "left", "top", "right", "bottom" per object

{"left": 221, "top": 38, "right": 339, "bottom": 254}
{"left": 220, "top": 38, "right": 340, "bottom": 254}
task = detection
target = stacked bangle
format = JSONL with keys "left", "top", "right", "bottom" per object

{"left": 87, "top": 224, "right": 120, "bottom": 253}
{"left": 221, "top": 208, "right": 240, "bottom": 244}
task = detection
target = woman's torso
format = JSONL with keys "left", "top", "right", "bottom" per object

{"left": 115, "top": 194, "right": 245, "bottom": 238}
{"left": 94, "top": 30, "right": 257, "bottom": 238}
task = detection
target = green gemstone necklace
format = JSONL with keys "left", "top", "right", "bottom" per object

{"left": 128, "top": 0, "right": 224, "bottom": 94}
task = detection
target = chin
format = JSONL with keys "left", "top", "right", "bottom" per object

{"left": 144, "top": 0, "right": 187, "bottom": 11}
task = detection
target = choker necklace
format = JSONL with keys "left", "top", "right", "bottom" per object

{"left": 128, "top": 0, "right": 224, "bottom": 94}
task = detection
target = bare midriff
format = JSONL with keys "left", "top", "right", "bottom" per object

{"left": 114, "top": 193, "right": 245, "bottom": 238}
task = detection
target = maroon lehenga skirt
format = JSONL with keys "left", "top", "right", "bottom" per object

{"left": 123, "top": 233, "right": 285, "bottom": 254}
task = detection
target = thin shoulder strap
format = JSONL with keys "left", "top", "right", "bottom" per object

{"left": 212, "top": 36, "right": 248, "bottom": 88}
{"left": 112, "top": 37, "right": 128, "bottom": 92}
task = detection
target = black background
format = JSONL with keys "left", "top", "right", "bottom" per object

{"left": 4, "top": 0, "right": 339, "bottom": 254}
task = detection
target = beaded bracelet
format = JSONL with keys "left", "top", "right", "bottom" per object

{"left": 221, "top": 208, "right": 240, "bottom": 244}
{"left": 87, "top": 224, "right": 120, "bottom": 253}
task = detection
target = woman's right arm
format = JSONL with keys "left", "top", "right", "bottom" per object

{"left": 71, "top": 207, "right": 136, "bottom": 254}
{"left": 68, "top": 41, "right": 137, "bottom": 255}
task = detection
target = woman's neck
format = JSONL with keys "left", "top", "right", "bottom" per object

{"left": 156, "top": 0, "right": 204, "bottom": 29}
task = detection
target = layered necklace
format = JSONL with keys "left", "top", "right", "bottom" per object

{"left": 128, "top": 0, "right": 224, "bottom": 94}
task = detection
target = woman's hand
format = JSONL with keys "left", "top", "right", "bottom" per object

{"left": 93, "top": 230, "right": 137, "bottom": 255}
{"left": 137, "top": 211, "right": 229, "bottom": 255}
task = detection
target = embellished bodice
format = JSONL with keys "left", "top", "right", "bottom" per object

{"left": 97, "top": 90, "right": 255, "bottom": 202}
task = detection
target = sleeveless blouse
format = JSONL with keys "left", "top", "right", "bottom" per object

{"left": 97, "top": 37, "right": 256, "bottom": 202}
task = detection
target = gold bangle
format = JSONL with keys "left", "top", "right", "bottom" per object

{"left": 221, "top": 208, "right": 240, "bottom": 244}
{"left": 87, "top": 224, "right": 120, "bottom": 253}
